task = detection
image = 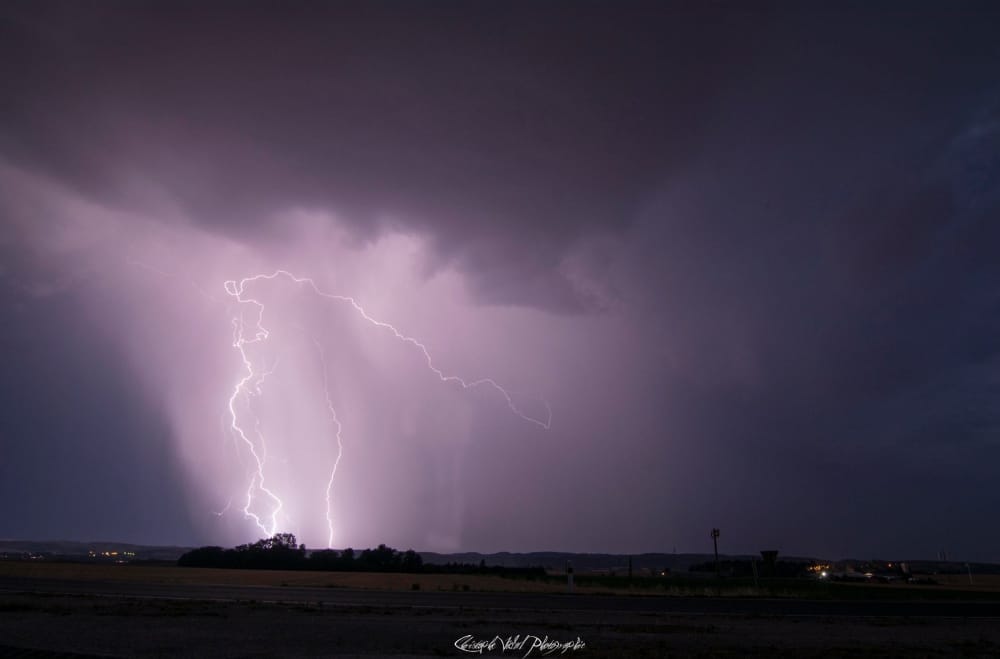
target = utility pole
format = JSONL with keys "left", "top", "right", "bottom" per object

{"left": 711, "top": 528, "right": 720, "bottom": 576}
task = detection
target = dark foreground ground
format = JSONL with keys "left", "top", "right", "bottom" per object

{"left": 2, "top": 573, "right": 1000, "bottom": 658}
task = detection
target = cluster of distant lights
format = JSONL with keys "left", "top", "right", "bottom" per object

{"left": 88, "top": 550, "right": 137, "bottom": 563}
{"left": 88, "top": 550, "right": 136, "bottom": 557}
{"left": 809, "top": 562, "right": 906, "bottom": 580}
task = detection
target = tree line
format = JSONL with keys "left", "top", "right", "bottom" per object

{"left": 177, "top": 534, "right": 544, "bottom": 576}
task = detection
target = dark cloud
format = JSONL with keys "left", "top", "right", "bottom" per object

{"left": 2, "top": 1, "right": 758, "bottom": 309}
{"left": 4, "top": 3, "right": 995, "bottom": 307}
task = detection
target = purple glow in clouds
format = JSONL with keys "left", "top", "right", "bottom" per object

{"left": 224, "top": 269, "right": 551, "bottom": 546}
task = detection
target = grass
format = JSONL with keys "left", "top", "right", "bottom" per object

{"left": 0, "top": 562, "right": 559, "bottom": 593}
{"left": 565, "top": 574, "right": 1000, "bottom": 600}
{"left": 2, "top": 561, "right": 999, "bottom": 600}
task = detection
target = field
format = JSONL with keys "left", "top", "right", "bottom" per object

{"left": 2, "top": 562, "right": 1000, "bottom": 657}
{"left": 6, "top": 562, "right": 1000, "bottom": 597}
{"left": 0, "top": 562, "right": 566, "bottom": 593}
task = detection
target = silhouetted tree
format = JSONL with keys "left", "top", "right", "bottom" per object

{"left": 359, "top": 544, "right": 399, "bottom": 571}
{"left": 402, "top": 549, "right": 423, "bottom": 572}
{"left": 178, "top": 546, "right": 226, "bottom": 567}
{"left": 179, "top": 538, "right": 537, "bottom": 575}
{"left": 179, "top": 534, "right": 306, "bottom": 570}
{"left": 307, "top": 549, "right": 340, "bottom": 571}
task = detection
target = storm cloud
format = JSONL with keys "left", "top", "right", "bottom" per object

{"left": 1, "top": 2, "right": 999, "bottom": 559}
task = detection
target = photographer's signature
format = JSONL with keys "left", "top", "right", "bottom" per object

{"left": 454, "top": 634, "right": 585, "bottom": 657}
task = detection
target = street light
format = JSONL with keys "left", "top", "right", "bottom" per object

{"left": 711, "top": 528, "right": 720, "bottom": 576}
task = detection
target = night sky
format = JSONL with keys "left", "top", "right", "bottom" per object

{"left": 1, "top": 2, "right": 999, "bottom": 561}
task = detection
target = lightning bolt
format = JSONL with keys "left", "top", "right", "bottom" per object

{"left": 224, "top": 269, "right": 551, "bottom": 546}
{"left": 313, "top": 339, "right": 345, "bottom": 549}
{"left": 227, "top": 301, "right": 284, "bottom": 537}
{"left": 212, "top": 497, "right": 232, "bottom": 517}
